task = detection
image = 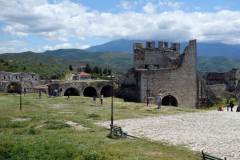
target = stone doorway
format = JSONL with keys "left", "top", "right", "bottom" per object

{"left": 83, "top": 87, "right": 97, "bottom": 97}
{"left": 162, "top": 95, "right": 178, "bottom": 107}
{"left": 64, "top": 88, "right": 80, "bottom": 96}
{"left": 100, "top": 85, "right": 113, "bottom": 97}
{"left": 7, "top": 82, "right": 21, "bottom": 94}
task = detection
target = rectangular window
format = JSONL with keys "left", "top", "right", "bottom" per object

{"left": 145, "top": 65, "right": 149, "bottom": 69}
{"left": 154, "top": 65, "right": 159, "bottom": 69}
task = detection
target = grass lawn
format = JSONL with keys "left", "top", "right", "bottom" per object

{"left": 0, "top": 92, "right": 202, "bottom": 159}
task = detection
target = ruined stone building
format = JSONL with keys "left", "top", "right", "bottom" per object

{"left": 206, "top": 68, "right": 240, "bottom": 92}
{"left": 0, "top": 71, "right": 40, "bottom": 93}
{"left": 117, "top": 39, "right": 214, "bottom": 108}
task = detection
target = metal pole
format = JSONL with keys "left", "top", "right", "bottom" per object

{"left": 147, "top": 78, "right": 149, "bottom": 106}
{"left": 20, "top": 76, "right": 22, "bottom": 110}
{"left": 111, "top": 80, "right": 113, "bottom": 125}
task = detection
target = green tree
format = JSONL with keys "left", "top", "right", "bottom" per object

{"left": 85, "top": 63, "right": 92, "bottom": 73}
{"left": 69, "top": 65, "right": 73, "bottom": 71}
{"left": 108, "top": 69, "right": 111, "bottom": 75}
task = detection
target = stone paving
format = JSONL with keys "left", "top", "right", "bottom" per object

{"left": 96, "top": 107, "right": 240, "bottom": 160}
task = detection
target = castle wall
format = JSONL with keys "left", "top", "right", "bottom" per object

{"left": 133, "top": 41, "right": 180, "bottom": 69}
{"left": 0, "top": 71, "right": 40, "bottom": 92}
{"left": 206, "top": 68, "right": 239, "bottom": 92}
{"left": 137, "top": 40, "right": 197, "bottom": 108}
{"left": 118, "top": 40, "right": 198, "bottom": 108}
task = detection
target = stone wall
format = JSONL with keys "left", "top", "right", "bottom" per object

{"left": 0, "top": 71, "right": 40, "bottom": 92}
{"left": 118, "top": 40, "right": 201, "bottom": 108}
{"left": 48, "top": 80, "right": 114, "bottom": 97}
{"left": 206, "top": 68, "right": 240, "bottom": 92}
{"left": 133, "top": 41, "right": 181, "bottom": 69}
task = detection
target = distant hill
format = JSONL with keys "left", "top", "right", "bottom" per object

{"left": 86, "top": 39, "right": 240, "bottom": 58}
{"left": 1, "top": 50, "right": 240, "bottom": 79}
{"left": 42, "top": 49, "right": 133, "bottom": 68}
{"left": 0, "top": 52, "right": 128, "bottom": 77}
{"left": 42, "top": 49, "right": 240, "bottom": 77}
{"left": 196, "top": 56, "right": 240, "bottom": 77}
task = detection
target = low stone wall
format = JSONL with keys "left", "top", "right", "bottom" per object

{"left": 208, "top": 84, "right": 227, "bottom": 91}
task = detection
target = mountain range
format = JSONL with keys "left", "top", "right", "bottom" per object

{"left": 86, "top": 39, "right": 240, "bottom": 58}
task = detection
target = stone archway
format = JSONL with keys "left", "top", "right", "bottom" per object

{"left": 83, "top": 86, "right": 97, "bottom": 97}
{"left": 100, "top": 85, "right": 113, "bottom": 97}
{"left": 64, "top": 87, "right": 80, "bottom": 96}
{"left": 7, "top": 82, "right": 21, "bottom": 94}
{"left": 162, "top": 95, "right": 178, "bottom": 107}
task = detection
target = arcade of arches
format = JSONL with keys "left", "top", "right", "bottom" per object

{"left": 162, "top": 95, "right": 178, "bottom": 107}
{"left": 83, "top": 87, "right": 97, "bottom": 97}
{"left": 64, "top": 88, "right": 80, "bottom": 96}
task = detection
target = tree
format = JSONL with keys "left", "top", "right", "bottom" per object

{"left": 103, "top": 68, "right": 107, "bottom": 74}
{"left": 93, "top": 66, "right": 99, "bottom": 74}
{"left": 69, "top": 65, "right": 73, "bottom": 71}
{"left": 108, "top": 69, "right": 111, "bottom": 75}
{"left": 85, "top": 63, "right": 92, "bottom": 73}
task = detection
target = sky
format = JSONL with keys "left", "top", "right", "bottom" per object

{"left": 0, "top": 0, "right": 239, "bottom": 53}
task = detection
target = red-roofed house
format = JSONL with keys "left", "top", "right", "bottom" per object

{"left": 73, "top": 72, "right": 91, "bottom": 80}
{"left": 77, "top": 66, "right": 86, "bottom": 72}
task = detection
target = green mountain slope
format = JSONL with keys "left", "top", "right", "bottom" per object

{"left": 42, "top": 49, "right": 133, "bottom": 68}
{"left": 197, "top": 56, "right": 240, "bottom": 77}
{"left": 0, "top": 52, "right": 128, "bottom": 78}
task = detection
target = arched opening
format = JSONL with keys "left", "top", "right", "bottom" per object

{"left": 162, "top": 95, "right": 178, "bottom": 107}
{"left": 100, "top": 85, "right": 113, "bottom": 97}
{"left": 83, "top": 87, "right": 97, "bottom": 97}
{"left": 64, "top": 88, "right": 80, "bottom": 96}
{"left": 7, "top": 82, "right": 21, "bottom": 94}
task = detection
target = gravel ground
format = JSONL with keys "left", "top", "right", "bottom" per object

{"left": 96, "top": 106, "right": 240, "bottom": 160}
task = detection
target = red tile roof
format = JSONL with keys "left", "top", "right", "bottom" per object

{"left": 78, "top": 66, "right": 86, "bottom": 68}
{"left": 78, "top": 72, "right": 91, "bottom": 76}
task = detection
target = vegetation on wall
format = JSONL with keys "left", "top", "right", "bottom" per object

{"left": 0, "top": 58, "right": 70, "bottom": 80}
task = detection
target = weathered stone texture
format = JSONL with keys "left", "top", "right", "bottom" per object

{"left": 206, "top": 68, "right": 240, "bottom": 92}
{"left": 118, "top": 39, "right": 214, "bottom": 108}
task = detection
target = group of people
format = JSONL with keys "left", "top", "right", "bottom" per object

{"left": 48, "top": 88, "right": 61, "bottom": 98}
{"left": 93, "top": 93, "right": 104, "bottom": 106}
{"left": 157, "top": 93, "right": 172, "bottom": 109}
{"left": 218, "top": 99, "right": 240, "bottom": 112}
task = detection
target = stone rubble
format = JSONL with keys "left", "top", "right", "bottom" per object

{"left": 96, "top": 107, "right": 240, "bottom": 160}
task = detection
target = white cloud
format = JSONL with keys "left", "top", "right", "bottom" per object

{"left": 0, "top": 47, "right": 16, "bottom": 54}
{"left": 214, "top": 6, "right": 222, "bottom": 10}
{"left": 142, "top": 2, "right": 158, "bottom": 14}
{"left": 43, "top": 43, "right": 90, "bottom": 51}
{"left": 120, "top": 1, "right": 132, "bottom": 10}
{"left": 0, "top": 0, "right": 239, "bottom": 45}
{"left": 0, "top": 40, "right": 28, "bottom": 47}
{"left": 167, "top": 2, "right": 184, "bottom": 10}
{"left": 195, "top": 7, "right": 200, "bottom": 10}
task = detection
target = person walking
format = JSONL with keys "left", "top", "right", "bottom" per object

{"left": 30, "top": 79, "right": 33, "bottom": 87}
{"left": 157, "top": 93, "right": 162, "bottom": 109}
{"left": 168, "top": 95, "right": 172, "bottom": 107}
{"left": 54, "top": 89, "right": 58, "bottom": 98}
{"left": 24, "top": 88, "right": 27, "bottom": 96}
{"left": 67, "top": 89, "right": 71, "bottom": 99}
{"left": 94, "top": 92, "right": 97, "bottom": 106}
{"left": 229, "top": 101, "right": 234, "bottom": 112}
{"left": 39, "top": 89, "right": 42, "bottom": 99}
{"left": 236, "top": 106, "right": 240, "bottom": 112}
{"left": 225, "top": 99, "right": 229, "bottom": 107}
{"left": 100, "top": 93, "right": 103, "bottom": 105}
{"left": 226, "top": 102, "right": 230, "bottom": 111}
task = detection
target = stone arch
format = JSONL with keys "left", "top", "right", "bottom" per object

{"left": 162, "top": 94, "right": 178, "bottom": 107}
{"left": 64, "top": 87, "right": 80, "bottom": 96}
{"left": 7, "top": 82, "right": 21, "bottom": 94}
{"left": 100, "top": 85, "right": 113, "bottom": 97}
{"left": 83, "top": 86, "right": 97, "bottom": 97}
